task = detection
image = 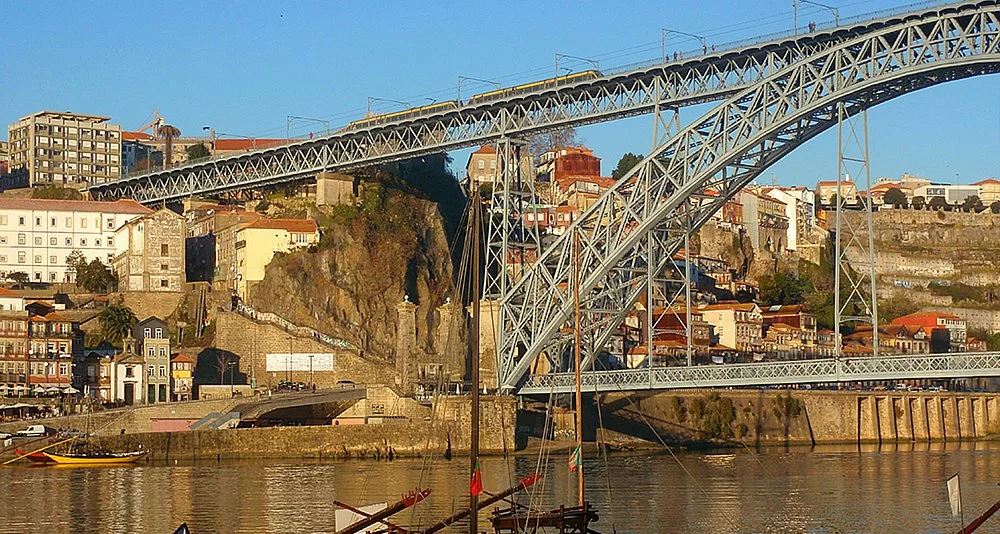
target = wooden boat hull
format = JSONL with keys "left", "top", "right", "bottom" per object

{"left": 41, "top": 450, "right": 148, "bottom": 465}
{"left": 13, "top": 448, "right": 52, "bottom": 463}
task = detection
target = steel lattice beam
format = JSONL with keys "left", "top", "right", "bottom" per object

{"left": 498, "top": 3, "right": 1000, "bottom": 391}
{"left": 519, "top": 352, "right": 1000, "bottom": 394}
{"left": 82, "top": 3, "right": 968, "bottom": 204}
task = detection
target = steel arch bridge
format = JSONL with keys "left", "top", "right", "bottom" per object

{"left": 498, "top": 0, "right": 1000, "bottom": 393}
{"left": 87, "top": 2, "right": 975, "bottom": 203}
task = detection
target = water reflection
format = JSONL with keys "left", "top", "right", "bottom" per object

{"left": 0, "top": 442, "right": 997, "bottom": 533}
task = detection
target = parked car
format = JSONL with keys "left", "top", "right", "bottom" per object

{"left": 336, "top": 380, "right": 356, "bottom": 389}
{"left": 15, "top": 425, "right": 56, "bottom": 438}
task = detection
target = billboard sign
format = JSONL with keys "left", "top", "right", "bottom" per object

{"left": 265, "top": 353, "right": 335, "bottom": 372}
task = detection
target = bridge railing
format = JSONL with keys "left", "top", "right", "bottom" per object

{"left": 233, "top": 301, "right": 354, "bottom": 351}
{"left": 520, "top": 351, "right": 1000, "bottom": 394}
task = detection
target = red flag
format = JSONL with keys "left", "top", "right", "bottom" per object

{"left": 470, "top": 460, "right": 483, "bottom": 496}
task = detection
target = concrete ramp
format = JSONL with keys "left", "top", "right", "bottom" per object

{"left": 233, "top": 387, "right": 366, "bottom": 421}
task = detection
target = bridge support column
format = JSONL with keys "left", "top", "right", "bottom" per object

{"left": 316, "top": 172, "right": 356, "bottom": 206}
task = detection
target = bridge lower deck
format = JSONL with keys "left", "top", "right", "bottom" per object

{"left": 518, "top": 352, "right": 1000, "bottom": 395}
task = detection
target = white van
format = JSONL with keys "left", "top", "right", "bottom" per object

{"left": 15, "top": 425, "right": 54, "bottom": 437}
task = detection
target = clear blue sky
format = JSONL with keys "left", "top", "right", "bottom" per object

{"left": 3, "top": 0, "right": 998, "bottom": 187}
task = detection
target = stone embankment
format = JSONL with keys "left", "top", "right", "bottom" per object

{"left": 77, "top": 395, "right": 516, "bottom": 460}
{"left": 0, "top": 398, "right": 239, "bottom": 436}
{"left": 595, "top": 389, "right": 1000, "bottom": 447}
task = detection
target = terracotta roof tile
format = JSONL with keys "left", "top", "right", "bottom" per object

{"left": 0, "top": 197, "right": 152, "bottom": 215}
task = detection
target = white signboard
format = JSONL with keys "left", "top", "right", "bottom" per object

{"left": 265, "top": 353, "right": 335, "bottom": 372}
{"left": 335, "top": 502, "right": 387, "bottom": 533}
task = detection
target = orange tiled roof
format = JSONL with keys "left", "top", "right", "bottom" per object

{"left": 700, "top": 302, "right": 758, "bottom": 312}
{"left": 972, "top": 178, "right": 1000, "bottom": 186}
{"left": 122, "top": 131, "right": 154, "bottom": 141}
{"left": 0, "top": 197, "right": 152, "bottom": 215}
{"left": 171, "top": 353, "right": 196, "bottom": 363}
{"left": 472, "top": 144, "right": 497, "bottom": 155}
{"left": 240, "top": 218, "right": 319, "bottom": 234}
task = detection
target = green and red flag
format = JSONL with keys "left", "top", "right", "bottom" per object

{"left": 470, "top": 460, "right": 483, "bottom": 496}
{"left": 568, "top": 446, "right": 582, "bottom": 472}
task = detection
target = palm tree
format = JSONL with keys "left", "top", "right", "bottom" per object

{"left": 157, "top": 124, "right": 182, "bottom": 168}
{"left": 98, "top": 305, "right": 138, "bottom": 345}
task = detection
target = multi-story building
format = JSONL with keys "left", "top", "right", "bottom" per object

{"left": 7, "top": 111, "right": 122, "bottom": 187}
{"left": 131, "top": 317, "right": 171, "bottom": 403}
{"left": 815, "top": 179, "right": 858, "bottom": 206}
{"left": 26, "top": 303, "right": 84, "bottom": 393}
{"left": 465, "top": 144, "right": 534, "bottom": 188}
{"left": 111, "top": 335, "right": 146, "bottom": 405}
{"left": 113, "top": 208, "right": 186, "bottom": 292}
{"left": 0, "top": 312, "right": 28, "bottom": 391}
{"left": 121, "top": 132, "right": 160, "bottom": 175}
{"left": 741, "top": 190, "right": 790, "bottom": 253}
{"left": 0, "top": 197, "right": 152, "bottom": 283}
{"left": 764, "top": 187, "right": 813, "bottom": 251}
{"left": 891, "top": 311, "right": 967, "bottom": 352}
{"left": 170, "top": 353, "right": 195, "bottom": 401}
{"left": 913, "top": 184, "right": 979, "bottom": 205}
{"left": 879, "top": 324, "right": 930, "bottom": 354}
{"left": 234, "top": 218, "right": 320, "bottom": 301}
{"left": 699, "top": 302, "right": 763, "bottom": 352}
{"left": 972, "top": 178, "right": 1000, "bottom": 203}
{"left": 536, "top": 147, "right": 600, "bottom": 183}
{"left": 83, "top": 351, "right": 113, "bottom": 401}
{"left": 0, "top": 141, "right": 9, "bottom": 175}
{"left": 761, "top": 304, "right": 817, "bottom": 353}
{"left": 186, "top": 207, "right": 261, "bottom": 291}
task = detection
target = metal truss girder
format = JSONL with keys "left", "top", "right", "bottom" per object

{"left": 498, "top": 3, "right": 1000, "bottom": 391}
{"left": 82, "top": 4, "right": 974, "bottom": 204}
{"left": 518, "top": 352, "right": 1000, "bottom": 394}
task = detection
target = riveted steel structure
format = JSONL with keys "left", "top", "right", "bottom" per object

{"left": 85, "top": 2, "right": 957, "bottom": 204}
{"left": 502, "top": 1, "right": 1000, "bottom": 392}
{"left": 520, "top": 352, "right": 1000, "bottom": 394}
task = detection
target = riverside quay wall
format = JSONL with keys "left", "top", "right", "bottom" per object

{"left": 80, "top": 395, "right": 517, "bottom": 460}
{"left": 595, "top": 389, "right": 1000, "bottom": 447}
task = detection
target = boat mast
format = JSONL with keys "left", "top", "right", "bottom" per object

{"left": 470, "top": 182, "right": 482, "bottom": 534}
{"left": 573, "top": 227, "right": 584, "bottom": 507}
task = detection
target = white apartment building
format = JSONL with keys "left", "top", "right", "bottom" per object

{"left": 7, "top": 111, "right": 122, "bottom": 187}
{"left": 0, "top": 198, "right": 152, "bottom": 283}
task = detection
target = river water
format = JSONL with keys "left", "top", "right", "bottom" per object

{"left": 1, "top": 442, "right": 998, "bottom": 533}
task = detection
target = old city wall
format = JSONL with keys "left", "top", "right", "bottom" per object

{"left": 82, "top": 395, "right": 517, "bottom": 460}
{"left": 212, "top": 311, "right": 396, "bottom": 389}
{"left": 597, "top": 389, "right": 1000, "bottom": 446}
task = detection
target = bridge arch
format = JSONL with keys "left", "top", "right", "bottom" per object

{"left": 499, "top": 3, "right": 1000, "bottom": 390}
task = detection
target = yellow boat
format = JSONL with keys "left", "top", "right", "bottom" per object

{"left": 41, "top": 450, "right": 148, "bottom": 465}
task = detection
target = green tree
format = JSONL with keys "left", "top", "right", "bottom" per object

{"left": 828, "top": 194, "right": 839, "bottom": 208}
{"left": 991, "top": 201, "right": 1000, "bottom": 214}
{"left": 911, "top": 195, "right": 926, "bottom": 210}
{"left": 883, "top": 187, "right": 907, "bottom": 208}
{"left": 74, "top": 258, "right": 117, "bottom": 293}
{"left": 186, "top": 142, "right": 211, "bottom": 162}
{"left": 611, "top": 152, "right": 644, "bottom": 180}
{"left": 962, "top": 195, "right": 983, "bottom": 212}
{"left": 65, "top": 250, "right": 87, "bottom": 281}
{"left": 758, "top": 270, "right": 810, "bottom": 306}
{"left": 928, "top": 196, "right": 947, "bottom": 210}
{"left": 6, "top": 272, "right": 29, "bottom": 289}
{"left": 98, "top": 304, "right": 137, "bottom": 345}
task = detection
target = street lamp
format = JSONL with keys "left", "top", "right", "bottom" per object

{"left": 661, "top": 28, "right": 707, "bottom": 62}
{"left": 794, "top": 0, "right": 839, "bottom": 34}
{"left": 366, "top": 96, "right": 411, "bottom": 118}
{"left": 554, "top": 53, "right": 600, "bottom": 78}
{"left": 202, "top": 126, "right": 257, "bottom": 150}
{"left": 228, "top": 358, "right": 236, "bottom": 398}
{"left": 286, "top": 115, "right": 331, "bottom": 140}
{"left": 308, "top": 354, "right": 314, "bottom": 389}
{"left": 457, "top": 75, "right": 501, "bottom": 101}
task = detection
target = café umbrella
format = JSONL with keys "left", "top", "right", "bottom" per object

{"left": 63, "top": 386, "right": 79, "bottom": 394}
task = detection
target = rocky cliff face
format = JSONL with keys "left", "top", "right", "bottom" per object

{"left": 248, "top": 190, "right": 458, "bottom": 366}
